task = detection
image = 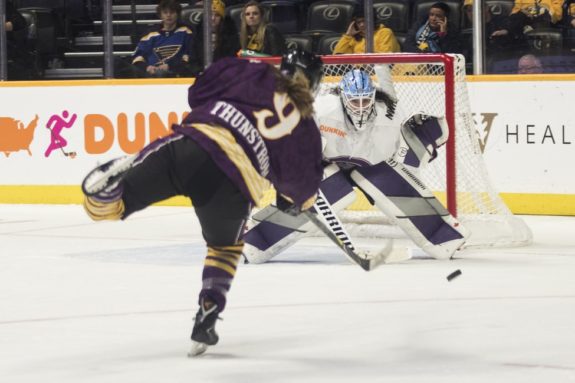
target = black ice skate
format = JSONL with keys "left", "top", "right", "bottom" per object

{"left": 82, "top": 155, "right": 137, "bottom": 200}
{"left": 188, "top": 299, "right": 220, "bottom": 357}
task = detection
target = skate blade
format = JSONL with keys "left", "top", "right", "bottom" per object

{"left": 187, "top": 341, "right": 208, "bottom": 357}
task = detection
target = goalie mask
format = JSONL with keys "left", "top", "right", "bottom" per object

{"left": 339, "top": 69, "right": 376, "bottom": 131}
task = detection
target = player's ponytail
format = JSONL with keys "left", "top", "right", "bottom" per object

{"left": 273, "top": 68, "right": 315, "bottom": 118}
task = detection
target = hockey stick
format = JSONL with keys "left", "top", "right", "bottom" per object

{"left": 306, "top": 190, "right": 393, "bottom": 271}
{"left": 46, "top": 126, "right": 77, "bottom": 158}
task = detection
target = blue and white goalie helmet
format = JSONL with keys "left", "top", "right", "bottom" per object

{"left": 339, "top": 69, "right": 376, "bottom": 131}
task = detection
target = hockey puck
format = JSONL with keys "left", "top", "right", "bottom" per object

{"left": 446, "top": 269, "right": 462, "bottom": 282}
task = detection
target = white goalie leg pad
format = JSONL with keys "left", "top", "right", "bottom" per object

{"left": 351, "top": 159, "right": 469, "bottom": 259}
{"left": 243, "top": 164, "right": 357, "bottom": 264}
{"left": 395, "top": 113, "right": 449, "bottom": 169}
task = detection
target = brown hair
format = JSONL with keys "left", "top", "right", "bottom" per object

{"left": 156, "top": 0, "right": 182, "bottom": 16}
{"left": 240, "top": 1, "right": 268, "bottom": 50}
{"left": 272, "top": 67, "right": 315, "bottom": 118}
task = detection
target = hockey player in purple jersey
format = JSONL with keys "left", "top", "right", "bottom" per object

{"left": 81, "top": 49, "right": 324, "bottom": 356}
{"left": 243, "top": 65, "right": 469, "bottom": 265}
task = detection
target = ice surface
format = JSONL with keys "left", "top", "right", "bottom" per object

{"left": 1, "top": 205, "right": 574, "bottom": 383}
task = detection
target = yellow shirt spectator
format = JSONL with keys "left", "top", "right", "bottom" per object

{"left": 333, "top": 14, "right": 401, "bottom": 54}
{"left": 512, "top": 0, "right": 564, "bottom": 24}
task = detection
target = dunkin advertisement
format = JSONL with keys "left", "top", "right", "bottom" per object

{"left": 0, "top": 83, "right": 190, "bottom": 185}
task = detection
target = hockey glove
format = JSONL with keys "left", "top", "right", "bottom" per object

{"left": 276, "top": 194, "right": 302, "bottom": 217}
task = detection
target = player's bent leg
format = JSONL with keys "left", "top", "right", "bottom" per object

{"left": 82, "top": 133, "right": 187, "bottom": 221}
{"left": 351, "top": 159, "right": 469, "bottom": 260}
{"left": 242, "top": 164, "right": 357, "bottom": 264}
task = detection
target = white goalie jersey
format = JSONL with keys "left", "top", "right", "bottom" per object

{"left": 315, "top": 96, "right": 404, "bottom": 167}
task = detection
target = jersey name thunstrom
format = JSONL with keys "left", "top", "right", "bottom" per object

{"left": 210, "top": 101, "right": 270, "bottom": 176}
{"left": 319, "top": 125, "right": 347, "bottom": 138}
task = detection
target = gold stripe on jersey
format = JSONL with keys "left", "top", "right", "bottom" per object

{"left": 191, "top": 123, "right": 271, "bottom": 206}
{"left": 83, "top": 196, "right": 125, "bottom": 221}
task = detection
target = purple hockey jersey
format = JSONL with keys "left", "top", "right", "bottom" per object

{"left": 173, "top": 57, "right": 323, "bottom": 207}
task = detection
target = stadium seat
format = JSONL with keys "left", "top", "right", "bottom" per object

{"left": 300, "top": 30, "right": 339, "bottom": 53}
{"left": 180, "top": 5, "right": 204, "bottom": 30}
{"left": 14, "top": 0, "right": 65, "bottom": 8}
{"left": 395, "top": 32, "right": 407, "bottom": 50}
{"left": 525, "top": 28, "right": 564, "bottom": 55}
{"left": 373, "top": 0, "right": 411, "bottom": 33}
{"left": 305, "top": 0, "right": 356, "bottom": 34}
{"left": 485, "top": 0, "right": 514, "bottom": 17}
{"left": 412, "top": 0, "right": 462, "bottom": 31}
{"left": 316, "top": 33, "right": 342, "bottom": 55}
{"left": 17, "top": 7, "right": 57, "bottom": 56}
{"left": 261, "top": 1, "right": 301, "bottom": 35}
{"left": 284, "top": 34, "right": 314, "bottom": 52}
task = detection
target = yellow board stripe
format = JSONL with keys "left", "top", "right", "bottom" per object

{"left": 1, "top": 185, "right": 575, "bottom": 216}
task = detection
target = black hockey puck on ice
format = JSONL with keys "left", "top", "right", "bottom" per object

{"left": 447, "top": 269, "right": 462, "bottom": 282}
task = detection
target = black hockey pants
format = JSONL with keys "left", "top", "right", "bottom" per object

{"left": 121, "top": 134, "right": 251, "bottom": 246}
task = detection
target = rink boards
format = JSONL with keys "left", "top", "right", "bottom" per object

{"left": 1, "top": 75, "right": 574, "bottom": 215}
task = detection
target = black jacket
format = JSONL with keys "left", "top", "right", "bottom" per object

{"left": 403, "top": 18, "right": 463, "bottom": 54}
{"left": 190, "top": 16, "right": 241, "bottom": 75}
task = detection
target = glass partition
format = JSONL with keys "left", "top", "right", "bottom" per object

{"left": 1, "top": 0, "right": 574, "bottom": 81}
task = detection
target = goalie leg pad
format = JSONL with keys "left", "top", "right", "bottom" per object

{"left": 243, "top": 164, "right": 357, "bottom": 264}
{"left": 396, "top": 114, "right": 449, "bottom": 169}
{"left": 351, "top": 159, "right": 469, "bottom": 259}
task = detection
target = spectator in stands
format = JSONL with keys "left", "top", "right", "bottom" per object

{"left": 462, "top": 0, "right": 528, "bottom": 68}
{"left": 131, "top": 0, "right": 194, "bottom": 77}
{"left": 333, "top": 6, "right": 401, "bottom": 53}
{"left": 4, "top": 0, "right": 34, "bottom": 80}
{"left": 561, "top": 0, "right": 575, "bottom": 27}
{"left": 403, "top": 2, "right": 463, "bottom": 54}
{"left": 189, "top": 0, "right": 240, "bottom": 75}
{"left": 517, "top": 53, "right": 544, "bottom": 73}
{"left": 238, "top": 0, "right": 286, "bottom": 57}
{"left": 509, "top": 0, "right": 564, "bottom": 31}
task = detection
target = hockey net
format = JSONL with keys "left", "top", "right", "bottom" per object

{"left": 260, "top": 53, "right": 532, "bottom": 249}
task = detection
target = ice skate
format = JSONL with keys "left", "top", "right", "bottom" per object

{"left": 82, "top": 155, "right": 136, "bottom": 198}
{"left": 188, "top": 299, "right": 220, "bottom": 357}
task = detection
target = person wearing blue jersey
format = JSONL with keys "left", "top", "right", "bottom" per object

{"left": 131, "top": 0, "right": 194, "bottom": 77}
{"left": 81, "top": 49, "right": 324, "bottom": 356}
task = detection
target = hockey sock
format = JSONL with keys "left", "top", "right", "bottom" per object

{"left": 200, "top": 241, "right": 244, "bottom": 311}
{"left": 83, "top": 196, "right": 125, "bottom": 221}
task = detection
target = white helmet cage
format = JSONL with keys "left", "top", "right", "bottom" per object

{"left": 339, "top": 68, "right": 376, "bottom": 131}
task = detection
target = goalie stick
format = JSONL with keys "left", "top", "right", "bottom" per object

{"left": 307, "top": 190, "right": 392, "bottom": 271}
{"left": 252, "top": 190, "right": 395, "bottom": 270}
